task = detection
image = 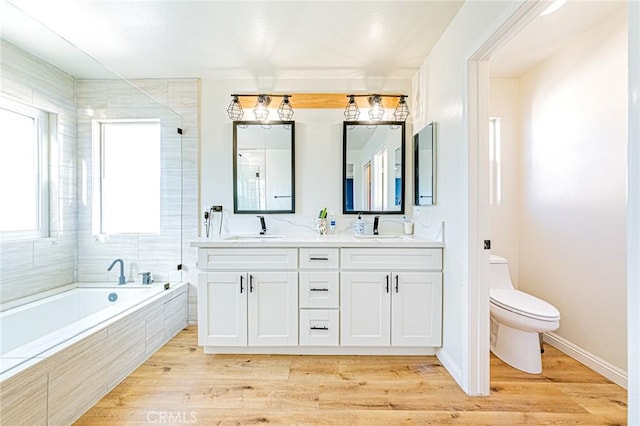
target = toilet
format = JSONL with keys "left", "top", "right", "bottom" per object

{"left": 489, "top": 254, "right": 560, "bottom": 374}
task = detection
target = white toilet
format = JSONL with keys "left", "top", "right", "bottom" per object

{"left": 489, "top": 254, "right": 560, "bottom": 374}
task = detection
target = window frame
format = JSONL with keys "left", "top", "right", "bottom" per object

{"left": 0, "top": 97, "right": 50, "bottom": 241}
{"left": 91, "top": 118, "right": 161, "bottom": 236}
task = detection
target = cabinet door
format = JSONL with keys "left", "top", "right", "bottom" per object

{"left": 340, "top": 271, "right": 391, "bottom": 346}
{"left": 198, "top": 272, "right": 247, "bottom": 346}
{"left": 248, "top": 272, "right": 298, "bottom": 346}
{"left": 391, "top": 272, "right": 442, "bottom": 347}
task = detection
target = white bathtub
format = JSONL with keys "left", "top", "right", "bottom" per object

{"left": 0, "top": 284, "right": 164, "bottom": 375}
{"left": 0, "top": 281, "right": 188, "bottom": 424}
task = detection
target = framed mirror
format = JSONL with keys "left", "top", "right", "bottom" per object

{"left": 233, "top": 121, "right": 295, "bottom": 213}
{"left": 413, "top": 122, "right": 437, "bottom": 206}
{"left": 342, "top": 121, "right": 405, "bottom": 214}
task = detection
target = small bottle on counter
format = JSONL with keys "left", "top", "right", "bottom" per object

{"left": 329, "top": 211, "right": 336, "bottom": 234}
{"left": 354, "top": 213, "right": 364, "bottom": 235}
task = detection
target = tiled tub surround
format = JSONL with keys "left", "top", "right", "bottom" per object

{"left": 75, "top": 79, "right": 199, "bottom": 284}
{"left": 0, "top": 281, "right": 188, "bottom": 425}
{"left": 0, "top": 40, "right": 77, "bottom": 304}
{"left": 193, "top": 235, "right": 444, "bottom": 355}
{"left": 75, "top": 78, "right": 200, "bottom": 319}
{"left": 1, "top": 39, "right": 200, "bottom": 319}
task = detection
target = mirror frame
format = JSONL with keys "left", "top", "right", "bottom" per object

{"left": 233, "top": 120, "right": 296, "bottom": 214}
{"left": 413, "top": 121, "right": 437, "bottom": 206}
{"left": 342, "top": 121, "right": 406, "bottom": 215}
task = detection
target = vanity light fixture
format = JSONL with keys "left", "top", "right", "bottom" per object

{"left": 253, "top": 94, "right": 271, "bottom": 121}
{"left": 368, "top": 95, "right": 385, "bottom": 121}
{"left": 394, "top": 95, "right": 410, "bottom": 121}
{"left": 277, "top": 95, "right": 294, "bottom": 120}
{"left": 227, "top": 95, "right": 244, "bottom": 120}
{"left": 344, "top": 94, "right": 409, "bottom": 122}
{"left": 344, "top": 95, "right": 360, "bottom": 120}
{"left": 227, "top": 94, "right": 295, "bottom": 122}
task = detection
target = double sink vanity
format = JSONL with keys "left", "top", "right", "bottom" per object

{"left": 192, "top": 234, "right": 443, "bottom": 355}
{"left": 195, "top": 118, "right": 442, "bottom": 354}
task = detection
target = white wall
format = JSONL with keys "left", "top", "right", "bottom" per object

{"left": 489, "top": 79, "right": 521, "bottom": 286}
{"left": 0, "top": 40, "right": 77, "bottom": 304}
{"left": 410, "top": 0, "right": 526, "bottom": 394}
{"left": 516, "top": 8, "right": 627, "bottom": 372}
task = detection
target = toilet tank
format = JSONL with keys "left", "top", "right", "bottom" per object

{"left": 489, "top": 254, "right": 514, "bottom": 290}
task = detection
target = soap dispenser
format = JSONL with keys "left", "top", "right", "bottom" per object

{"left": 354, "top": 213, "right": 365, "bottom": 235}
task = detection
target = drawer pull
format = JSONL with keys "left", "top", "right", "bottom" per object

{"left": 309, "top": 257, "right": 329, "bottom": 261}
{"left": 395, "top": 275, "right": 399, "bottom": 293}
{"left": 310, "top": 326, "right": 329, "bottom": 330}
{"left": 385, "top": 275, "right": 390, "bottom": 293}
{"left": 240, "top": 275, "right": 244, "bottom": 293}
{"left": 310, "top": 288, "right": 329, "bottom": 292}
{"left": 249, "top": 275, "right": 254, "bottom": 293}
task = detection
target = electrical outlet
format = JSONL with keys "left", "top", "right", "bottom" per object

{"left": 211, "top": 205, "right": 223, "bottom": 212}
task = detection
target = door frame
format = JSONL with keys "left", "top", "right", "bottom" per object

{"left": 465, "top": 0, "right": 549, "bottom": 396}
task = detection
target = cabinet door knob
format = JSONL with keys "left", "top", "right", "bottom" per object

{"left": 395, "top": 275, "right": 399, "bottom": 293}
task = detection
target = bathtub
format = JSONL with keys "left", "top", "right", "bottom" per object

{"left": 0, "top": 281, "right": 188, "bottom": 424}
{"left": 0, "top": 285, "right": 164, "bottom": 374}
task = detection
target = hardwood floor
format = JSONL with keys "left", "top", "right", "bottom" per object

{"left": 75, "top": 326, "right": 627, "bottom": 425}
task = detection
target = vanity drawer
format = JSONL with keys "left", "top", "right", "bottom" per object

{"left": 299, "top": 309, "right": 339, "bottom": 346}
{"left": 299, "top": 248, "right": 339, "bottom": 269}
{"left": 340, "top": 248, "right": 442, "bottom": 271}
{"left": 197, "top": 248, "right": 298, "bottom": 270}
{"left": 299, "top": 271, "right": 339, "bottom": 308}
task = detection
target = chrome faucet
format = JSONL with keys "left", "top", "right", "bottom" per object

{"left": 373, "top": 215, "right": 381, "bottom": 235}
{"left": 108, "top": 259, "right": 126, "bottom": 285}
{"left": 257, "top": 215, "right": 267, "bottom": 235}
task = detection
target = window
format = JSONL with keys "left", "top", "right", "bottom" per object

{"left": 0, "top": 98, "right": 49, "bottom": 240}
{"left": 93, "top": 120, "right": 161, "bottom": 234}
{"left": 489, "top": 117, "right": 502, "bottom": 206}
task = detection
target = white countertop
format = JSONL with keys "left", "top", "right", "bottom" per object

{"left": 190, "top": 234, "right": 444, "bottom": 248}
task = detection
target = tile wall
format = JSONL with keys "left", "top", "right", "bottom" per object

{"left": 75, "top": 78, "right": 199, "bottom": 320}
{"left": 1, "top": 41, "right": 200, "bottom": 320}
{"left": 0, "top": 40, "right": 77, "bottom": 304}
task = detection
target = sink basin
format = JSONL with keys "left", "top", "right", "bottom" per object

{"left": 224, "top": 234, "right": 284, "bottom": 240}
{"left": 354, "top": 234, "right": 405, "bottom": 239}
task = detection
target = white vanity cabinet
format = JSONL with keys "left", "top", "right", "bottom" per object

{"left": 197, "top": 248, "right": 298, "bottom": 347}
{"left": 193, "top": 239, "right": 443, "bottom": 355}
{"left": 340, "top": 248, "right": 443, "bottom": 347}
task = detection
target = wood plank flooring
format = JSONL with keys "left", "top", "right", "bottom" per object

{"left": 75, "top": 326, "right": 627, "bottom": 425}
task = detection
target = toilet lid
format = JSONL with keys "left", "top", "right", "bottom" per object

{"left": 490, "top": 289, "right": 560, "bottom": 321}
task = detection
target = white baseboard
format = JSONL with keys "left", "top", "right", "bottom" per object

{"left": 543, "top": 332, "right": 627, "bottom": 389}
{"left": 436, "top": 347, "right": 464, "bottom": 391}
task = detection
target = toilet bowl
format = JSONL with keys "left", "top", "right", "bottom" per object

{"left": 489, "top": 254, "right": 560, "bottom": 374}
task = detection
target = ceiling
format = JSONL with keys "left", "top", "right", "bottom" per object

{"left": 3, "top": 0, "right": 463, "bottom": 80}
{"left": 1, "top": 1, "right": 626, "bottom": 82}
{"left": 490, "top": 0, "right": 626, "bottom": 78}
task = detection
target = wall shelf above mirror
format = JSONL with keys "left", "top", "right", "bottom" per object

{"left": 414, "top": 122, "right": 437, "bottom": 206}
{"left": 342, "top": 121, "right": 405, "bottom": 215}
{"left": 233, "top": 121, "right": 295, "bottom": 214}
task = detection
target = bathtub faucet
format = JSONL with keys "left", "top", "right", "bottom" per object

{"left": 108, "top": 259, "right": 126, "bottom": 285}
